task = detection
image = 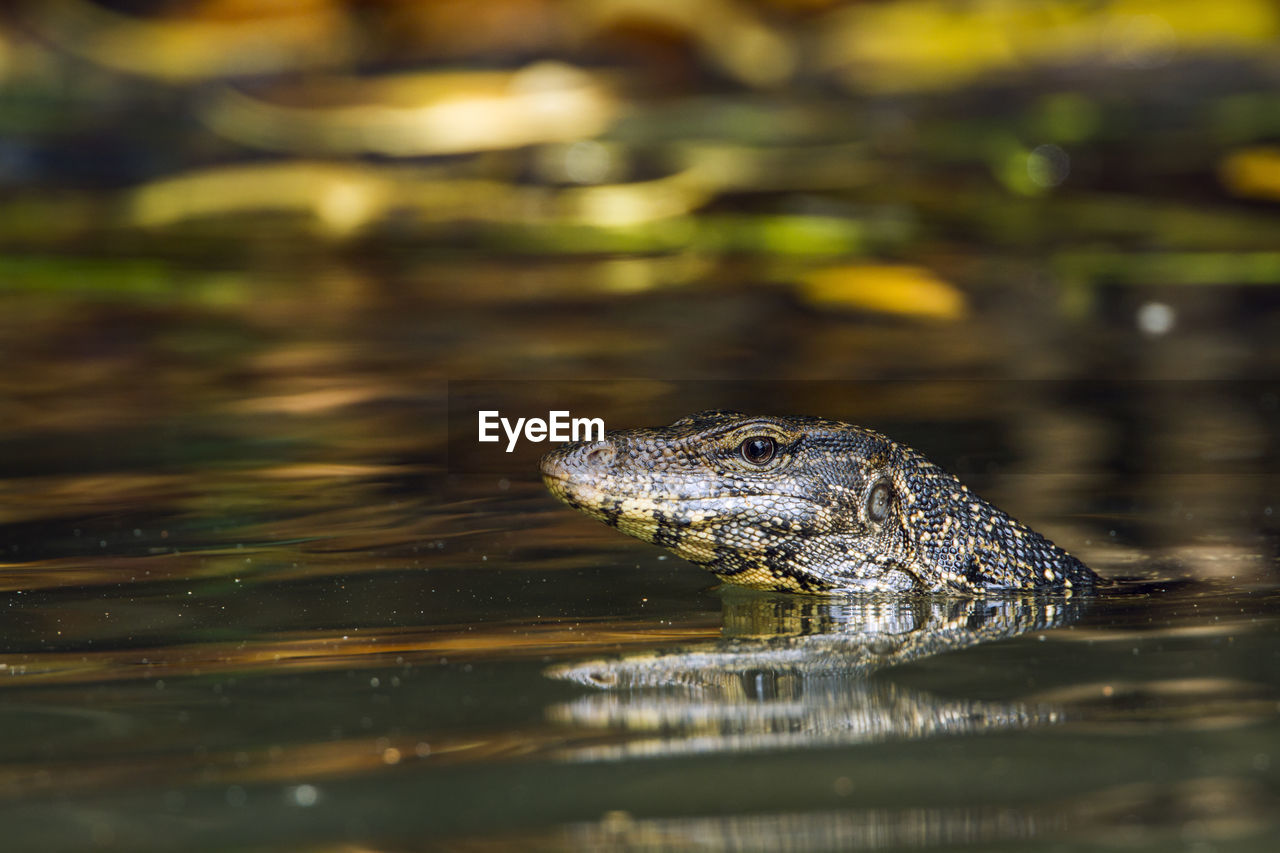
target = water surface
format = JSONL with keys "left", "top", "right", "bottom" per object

{"left": 2, "top": 329, "right": 1278, "bottom": 849}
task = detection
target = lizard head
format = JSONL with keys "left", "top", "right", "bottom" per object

{"left": 539, "top": 410, "right": 923, "bottom": 592}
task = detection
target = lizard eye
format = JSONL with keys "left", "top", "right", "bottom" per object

{"left": 867, "top": 481, "right": 893, "bottom": 522}
{"left": 739, "top": 436, "right": 775, "bottom": 465}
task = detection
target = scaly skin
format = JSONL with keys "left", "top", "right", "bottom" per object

{"left": 540, "top": 410, "right": 1099, "bottom": 594}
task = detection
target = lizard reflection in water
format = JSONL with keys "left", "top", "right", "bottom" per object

{"left": 541, "top": 410, "right": 1100, "bottom": 594}
{"left": 547, "top": 592, "right": 1082, "bottom": 760}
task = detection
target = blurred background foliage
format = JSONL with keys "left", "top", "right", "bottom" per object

{"left": 2, "top": 0, "right": 1279, "bottom": 344}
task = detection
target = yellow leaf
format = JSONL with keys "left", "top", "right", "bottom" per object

{"left": 1221, "top": 147, "right": 1280, "bottom": 201}
{"left": 798, "top": 264, "right": 967, "bottom": 320}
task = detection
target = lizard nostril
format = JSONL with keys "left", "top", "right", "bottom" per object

{"left": 583, "top": 443, "right": 615, "bottom": 468}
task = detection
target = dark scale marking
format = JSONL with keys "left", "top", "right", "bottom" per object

{"left": 762, "top": 538, "right": 803, "bottom": 571}
{"left": 712, "top": 547, "right": 751, "bottom": 576}
{"left": 540, "top": 411, "right": 1100, "bottom": 595}
{"left": 775, "top": 563, "right": 825, "bottom": 593}
{"left": 962, "top": 555, "right": 986, "bottom": 588}
{"left": 651, "top": 525, "right": 682, "bottom": 549}
{"left": 599, "top": 499, "right": 624, "bottom": 528}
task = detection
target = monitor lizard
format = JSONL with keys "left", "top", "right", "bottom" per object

{"left": 540, "top": 409, "right": 1099, "bottom": 594}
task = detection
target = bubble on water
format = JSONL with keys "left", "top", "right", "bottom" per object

{"left": 564, "top": 141, "right": 612, "bottom": 184}
{"left": 1137, "top": 302, "right": 1176, "bottom": 336}
{"left": 1027, "top": 144, "right": 1069, "bottom": 188}
{"left": 289, "top": 784, "right": 319, "bottom": 807}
